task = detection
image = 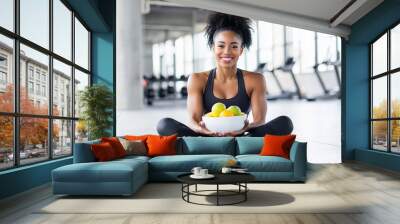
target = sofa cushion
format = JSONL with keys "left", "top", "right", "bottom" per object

{"left": 117, "top": 155, "right": 150, "bottom": 162}
{"left": 149, "top": 154, "right": 235, "bottom": 172}
{"left": 178, "top": 137, "right": 235, "bottom": 155}
{"left": 236, "top": 155, "right": 293, "bottom": 172}
{"left": 235, "top": 137, "right": 263, "bottom": 155}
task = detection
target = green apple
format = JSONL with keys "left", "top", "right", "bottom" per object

{"left": 227, "top": 105, "right": 242, "bottom": 116}
{"left": 211, "top": 102, "right": 226, "bottom": 115}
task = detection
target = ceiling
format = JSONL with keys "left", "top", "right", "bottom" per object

{"left": 224, "top": 0, "right": 385, "bottom": 26}
{"left": 160, "top": 0, "right": 384, "bottom": 38}
{"left": 225, "top": 0, "right": 353, "bottom": 25}
{"left": 144, "top": 5, "right": 210, "bottom": 44}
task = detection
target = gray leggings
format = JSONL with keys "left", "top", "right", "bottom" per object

{"left": 156, "top": 116, "right": 293, "bottom": 137}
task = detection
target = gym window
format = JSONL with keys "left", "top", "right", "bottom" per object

{"left": 0, "top": 0, "right": 91, "bottom": 171}
{"left": 370, "top": 22, "right": 400, "bottom": 153}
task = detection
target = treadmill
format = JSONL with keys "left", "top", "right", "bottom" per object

{"left": 266, "top": 57, "right": 304, "bottom": 100}
{"left": 306, "top": 59, "right": 341, "bottom": 101}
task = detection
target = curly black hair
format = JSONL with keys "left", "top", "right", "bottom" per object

{"left": 205, "top": 12, "right": 252, "bottom": 49}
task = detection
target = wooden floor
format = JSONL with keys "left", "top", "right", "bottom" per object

{"left": 1, "top": 162, "right": 400, "bottom": 224}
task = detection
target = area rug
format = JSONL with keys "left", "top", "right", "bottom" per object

{"left": 37, "top": 183, "right": 362, "bottom": 214}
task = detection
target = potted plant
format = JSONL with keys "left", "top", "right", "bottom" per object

{"left": 79, "top": 84, "right": 113, "bottom": 140}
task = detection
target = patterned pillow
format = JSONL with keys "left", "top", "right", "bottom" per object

{"left": 118, "top": 138, "right": 147, "bottom": 156}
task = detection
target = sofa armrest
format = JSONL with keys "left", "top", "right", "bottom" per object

{"left": 73, "top": 140, "right": 100, "bottom": 163}
{"left": 289, "top": 141, "right": 307, "bottom": 181}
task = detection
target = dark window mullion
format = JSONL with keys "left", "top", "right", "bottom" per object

{"left": 71, "top": 10, "right": 76, "bottom": 155}
{"left": 388, "top": 29, "right": 391, "bottom": 152}
{"left": 0, "top": 112, "right": 79, "bottom": 120}
{"left": 88, "top": 30, "right": 91, "bottom": 74}
{"left": 370, "top": 45, "right": 373, "bottom": 118}
{"left": 0, "top": 26, "right": 17, "bottom": 39}
{"left": 49, "top": 0, "right": 54, "bottom": 160}
{"left": 74, "top": 64, "right": 90, "bottom": 74}
{"left": 390, "top": 67, "right": 400, "bottom": 74}
{"left": 372, "top": 72, "right": 389, "bottom": 79}
{"left": 14, "top": 0, "right": 20, "bottom": 167}
{"left": 112, "top": 8, "right": 116, "bottom": 137}
{"left": 370, "top": 45, "right": 373, "bottom": 149}
{"left": 370, "top": 67, "right": 400, "bottom": 79}
{"left": 52, "top": 53, "right": 74, "bottom": 69}
{"left": 372, "top": 118, "right": 395, "bottom": 121}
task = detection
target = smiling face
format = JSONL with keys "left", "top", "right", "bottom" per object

{"left": 212, "top": 30, "right": 244, "bottom": 69}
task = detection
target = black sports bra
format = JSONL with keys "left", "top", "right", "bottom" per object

{"left": 202, "top": 68, "right": 251, "bottom": 114}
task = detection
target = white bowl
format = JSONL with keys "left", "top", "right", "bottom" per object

{"left": 202, "top": 114, "right": 247, "bottom": 133}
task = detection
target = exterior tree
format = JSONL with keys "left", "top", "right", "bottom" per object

{"left": 0, "top": 84, "right": 59, "bottom": 152}
{"left": 0, "top": 85, "right": 14, "bottom": 150}
{"left": 372, "top": 100, "right": 388, "bottom": 140}
{"left": 372, "top": 99, "right": 400, "bottom": 144}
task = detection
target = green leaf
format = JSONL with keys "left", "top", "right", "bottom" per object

{"left": 79, "top": 84, "right": 113, "bottom": 140}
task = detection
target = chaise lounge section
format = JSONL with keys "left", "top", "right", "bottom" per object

{"left": 52, "top": 140, "right": 149, "bottom": 196}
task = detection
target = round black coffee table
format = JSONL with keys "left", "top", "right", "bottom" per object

{"left": 177, "top": 173, "right": 255, "bottom": 206}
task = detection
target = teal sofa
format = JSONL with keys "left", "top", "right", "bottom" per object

{"left": 52, "top": 137, "right": 307, "bottom": 196}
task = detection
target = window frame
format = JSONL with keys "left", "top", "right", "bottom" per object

{"left": 369, "top": 20, "right": 400, "bottom": 154}
{"left": 0, "top": 0, "right": 92, "bottom": 171}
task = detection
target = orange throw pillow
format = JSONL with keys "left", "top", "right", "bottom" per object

{"left": 91, "top": 142, "right": 117, "bottom": 161}
{"left": 101, "top": 137, "right": 127, "bottom": 158}
{"left": 259, "top": 134, "right": 296, "bottom": 159}
{"left": 146, "top": 135, "right": 177, "bottom": 157}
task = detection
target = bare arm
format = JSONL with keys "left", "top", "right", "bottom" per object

{"left": 246, "top": 74, "right": 267, "bottom": 130}
{"left": 187, "top": 73, "right": 215, "bottom": 135}
{"left": 224, "top": 73, "right": 266, "bottom": 136}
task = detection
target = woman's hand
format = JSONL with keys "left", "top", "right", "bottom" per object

{"left": 196, "top": 121, "right": 217, "bottom": 136}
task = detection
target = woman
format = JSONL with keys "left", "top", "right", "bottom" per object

{"left": 157, "top": 13, "right": 293, "bottom": 137}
